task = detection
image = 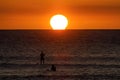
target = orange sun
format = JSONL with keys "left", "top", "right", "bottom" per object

{"left": 50, "top": 14, "right": 68, "bottom": 30}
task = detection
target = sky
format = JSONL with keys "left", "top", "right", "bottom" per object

{"left": 0, "top": 0, "right": 120, "bottom": 29}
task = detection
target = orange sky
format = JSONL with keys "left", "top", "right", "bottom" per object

{"left": 0, "top": 0, "right": 120, "bottom": 29}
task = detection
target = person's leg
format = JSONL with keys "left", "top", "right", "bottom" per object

{"left": 43, "top": 59, "right": 44, "bottom": 64}
{"left": 40, "top": 59, "right": 42, "bottom": 64}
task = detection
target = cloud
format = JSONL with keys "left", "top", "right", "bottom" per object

{"left": 0, "top": 0, "right": 120, "bottom": 15}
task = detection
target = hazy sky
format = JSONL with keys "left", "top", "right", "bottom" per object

{"left": 0, "top": 0, "right": 120, "bottom": 29}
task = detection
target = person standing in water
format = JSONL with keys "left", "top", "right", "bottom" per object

{"left": 40, "top": 51, "right": 45, "bottom": 64}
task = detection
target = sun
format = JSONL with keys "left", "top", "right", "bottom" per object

{"left": 50, "top": 14, "right": 68, "bottom": 30}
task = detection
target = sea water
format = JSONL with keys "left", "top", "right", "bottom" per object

{"left": 0, "top": 30, "right": 120, "bottom": 80}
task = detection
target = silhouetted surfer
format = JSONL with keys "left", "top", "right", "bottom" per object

{"left": 40, "top": 51, "right": 45, "bottom": 64}
{"left": 50, "top": 64, "right": 56, "bottom": 71}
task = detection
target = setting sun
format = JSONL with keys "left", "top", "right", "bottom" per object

{"left": 50, "top": 14, "right": 68, "bottom": 30}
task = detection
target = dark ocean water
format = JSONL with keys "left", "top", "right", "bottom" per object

{"left": 0, "top": 30, "right": 120, "bottom": 80}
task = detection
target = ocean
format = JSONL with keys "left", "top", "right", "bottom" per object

{"left": 0, "top": 30, "right": 120, "bottom": 80}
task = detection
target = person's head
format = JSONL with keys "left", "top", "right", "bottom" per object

{"left": 41, "top": 51, "right": 43, "bottom": 53}
{"left": 52, "top": 64, "right": 55, "bottom": 67}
